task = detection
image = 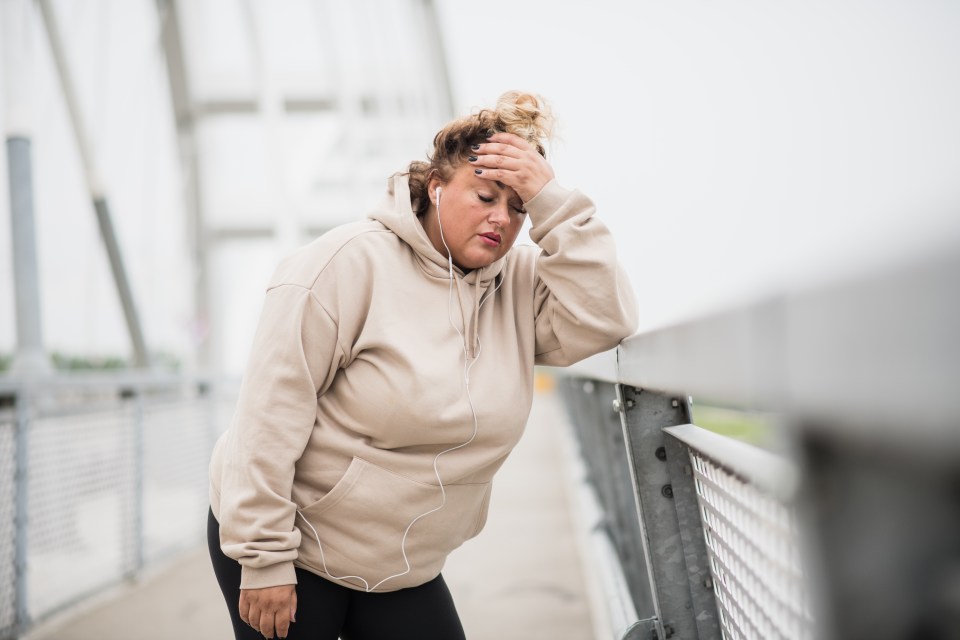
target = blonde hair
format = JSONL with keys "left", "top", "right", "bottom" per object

{"left": 405, "top": 91, "right": 555, "bottom": 217}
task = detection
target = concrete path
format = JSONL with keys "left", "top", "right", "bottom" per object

{"left": 25, "top": 387, "right": 596, "bottom": 640}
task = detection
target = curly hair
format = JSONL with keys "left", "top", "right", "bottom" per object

{"left": 404, "top": 91, "right": 555, "bottom": 217}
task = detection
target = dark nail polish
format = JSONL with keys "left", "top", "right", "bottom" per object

{"left": 471, "top": 144, "right": 480, "bottom": 150}
{"left": 474, "top": 169, "right": 482, "bottom": 175}
{"left": 468, "top": 155, "right": 477, "bottom": 162}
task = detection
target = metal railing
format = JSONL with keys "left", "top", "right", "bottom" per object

{"left": 0, "top": 373, "right": 236, "bottom": 640}
{"left": 555, "top": 241, "right": 960, "bottom": 640}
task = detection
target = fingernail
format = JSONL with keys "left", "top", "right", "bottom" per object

{"left": 474, "top": 169, "right": 482, "bottom": 175}
{"left": 468, "top": 155, "right": 477, "bottom": 162}
{"left": 471, "top": 144, "right": 480, "bottom": 151}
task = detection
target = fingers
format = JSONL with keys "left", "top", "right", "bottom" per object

{"left": 469, "top": 135, "right": 555, "bottom": 203}
{"left": 258, "top": 607, "right": 274, "bottom": 639}
{"left": 272, "top": 597, "right": 293, "bottom": 639}
{"left": 485, "top": 131, "right": 533, "bottom": 150}
{"left": 239, "top": 586, "right": 296, "bottom": 639}
{"left": 239, "top": 590, "right": 252, "bottom": 627}
{"left": 470, "top": 132, "right": 554, "bottom": 202}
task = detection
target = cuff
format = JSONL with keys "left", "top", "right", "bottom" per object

{"left": 240, "top": 561, "right": 298, "bottom": 590}
{"left": 523, "top": 179, "right": 571, "bottom": 218}
{"left": 525, "top": 179, "right": 593, "bottom": 246}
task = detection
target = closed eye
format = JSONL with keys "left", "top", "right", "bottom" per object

{"left": 479, "top": 193, "right": 525, "bottom": 214}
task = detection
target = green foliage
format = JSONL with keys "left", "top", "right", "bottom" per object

{"left": 0, "top": 351, "right": 182, "bottom": 372}
{"left": 691, "top": 402, "right": 778, "bottom": 449}
{"left": 50, "top": 352, "right": 129, "bottom": 370}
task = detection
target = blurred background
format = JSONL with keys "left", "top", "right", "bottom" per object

{"left": 3, "top": 0, "right": 959, "bottom": 374}
{"left": 1, "top": 1, "right": 959, "bottom": 639}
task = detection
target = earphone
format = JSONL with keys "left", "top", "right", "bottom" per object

{"left": 296, "top": 179, "right": 504, "bottom": 592}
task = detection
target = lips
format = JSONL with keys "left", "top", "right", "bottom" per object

{"left": 479, "top": 232, "right": 502, "bottom": 247}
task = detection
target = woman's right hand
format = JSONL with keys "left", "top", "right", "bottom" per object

{"left": 239, "top": 584, "right": 297, "bottom": 639}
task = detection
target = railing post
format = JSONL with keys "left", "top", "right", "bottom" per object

{"left": 132, "top": 387, "right": 145, "bottom": 576}
{"left": 662, "top": 430, "right": 722, "bottom": 639}
{"left": 121, "top": 385, "right": 145, "bottom": 579}
{"left": 14, "top": 387, "right": 31, "bottom": 638}
{"left": 615, "top": 385, "right": 720, "bottom": 639}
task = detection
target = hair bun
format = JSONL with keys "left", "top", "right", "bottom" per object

{"left": 493, "top": 91, "right": 554, "bottom": 151}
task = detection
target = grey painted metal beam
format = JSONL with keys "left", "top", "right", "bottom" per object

{"left": 155, "top": 0, "right": 211, "bottom": 369}
{"left": 661, "top": 431, "right": 721, "bottom": 639}
{"left": 14, "top": 389, "right": 30, "bottom": 637}
{"left": 616, "top": 386, "right": 720, "bottom": 639}
{"left": 37, "top": 0, "right": 150, "bottom": 368}
{"left": 5, "top": 139, "right": 50, "bottom": 377}
{"left": 419, "top": 0, "right": 456, "bottom": 119}
{"left": 3, "top": 0, "right": 51, "bottom": 377}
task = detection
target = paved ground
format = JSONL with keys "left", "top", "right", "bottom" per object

{"left": 25, "top": 387, "right": 596, "bottom": 640}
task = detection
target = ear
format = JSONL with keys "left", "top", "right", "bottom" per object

{"left": 427, "top": 175, "right": 444, "bottom": 206}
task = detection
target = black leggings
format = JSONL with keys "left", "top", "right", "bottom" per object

{"left": 207, "top": 509, "right": 466, "bottom": 640}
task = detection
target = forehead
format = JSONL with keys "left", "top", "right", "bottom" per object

{"left": 449, "top": 164, "right": 520, "bottom": 200}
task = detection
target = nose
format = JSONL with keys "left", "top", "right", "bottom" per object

{"left": 488, "top": 201, "right": 510, "bottom": 228}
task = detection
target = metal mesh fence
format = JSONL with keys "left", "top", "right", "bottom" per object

{"left": 0, "top": 378, "right": 236, "bottom": 638}
{"left": 690, "top": 452, "right": 814, "bottom": 640}
{"left": 142, "top": 396, "right": 217, "bottom": 564}
{"left": 27, "top": 402, "right": 138, "bottom": 617}
{"left": 0, "top": 408, "right": 17, "bottom": 639}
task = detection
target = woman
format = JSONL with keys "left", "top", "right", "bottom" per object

{"left": 208, "top": 91, "right": 638, "bottom": 639}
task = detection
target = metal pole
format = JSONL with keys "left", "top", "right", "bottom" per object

{"left": 615, "top": 385, "right": 721, "bottom": 640}
{"left": 420, "top": 0, "right": 456, "bottom": 118}
{"left": 13, "top": 386, "right": 31, "bottom": 637}
{"left": 239, "top": 0, "right": 298, "bottom": 254}
{"left": 3, "top": 0, "right": 51, "bottom": 377}
{"left": 154, "top": 0, "right": 211, "bottom": 370}
{"left": 36, "top": 0, "right": 150, "bottom": 368}
{"left": 130, "top": 388, "right": 145, "bottom": 577}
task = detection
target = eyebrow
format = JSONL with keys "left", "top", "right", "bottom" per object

{"left": 480, "top": 178, "right": 522, "bottom": 204}
{"left": 495, "top": 180, "right": 525, "bottom": 206}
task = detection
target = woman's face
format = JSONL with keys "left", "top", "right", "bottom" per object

{"left": 422, "top": 163, "right": 526, "bottom": 271}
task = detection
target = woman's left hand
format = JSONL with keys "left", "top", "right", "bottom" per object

{"left": 469, "top": 132, "right": 556, "bottom": 203}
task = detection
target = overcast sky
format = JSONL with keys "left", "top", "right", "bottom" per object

{"left": 435, "top": 0, "right": 960, "bottom": 331}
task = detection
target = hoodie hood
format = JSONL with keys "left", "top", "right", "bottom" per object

{"left": 368, "top": 172, "right": 508, "bottom": 360}
{"left": 367, "top": 172, "right": 506, "bottom": 287}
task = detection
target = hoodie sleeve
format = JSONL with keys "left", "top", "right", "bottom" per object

{"left": 217, "top": 283, "right": 346, "bottom": 589}
{"left": 525, "top": 179, "right": 639, "bottom": 366}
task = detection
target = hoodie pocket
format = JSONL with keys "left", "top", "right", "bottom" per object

{"left": 297, "top": 457, "right": 490, "bottom": 588}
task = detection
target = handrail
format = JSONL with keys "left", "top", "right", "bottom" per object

{"left": 572, "top": 240, "right": 960, "bottom": 441}
{"left": 0, "top": 371, "right": 237, "bottom": 391}
{"left": 662, "top": 424, "right": 798, "bottom": 501}
{"left": 556, "top": 237, "right": 960, "bottom": 640}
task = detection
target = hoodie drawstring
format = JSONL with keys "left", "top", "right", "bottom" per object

{"left": 449, "top": 266, "right": 485, "bottom": 361}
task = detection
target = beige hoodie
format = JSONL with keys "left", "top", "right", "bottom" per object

{"left": 209, "top": 174, "right": 638, "bottom": 592}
